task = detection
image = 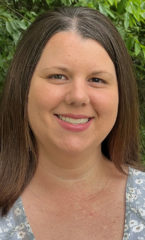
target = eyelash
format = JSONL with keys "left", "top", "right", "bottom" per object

{"left": 47, "top": 74, "right": 66, "bottom": 80}
{"left": 47, "top": 74, "right": 105, "bottom": 85}
{"left": 89, "top": 78, "right": 104, "bottom": 83}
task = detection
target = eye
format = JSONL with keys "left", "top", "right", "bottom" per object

{"left": 89, "top": 77, "right": 104, "bottom": 83}
{"left": 88, "top": 77, "right": 106, "bottom": 88}
{"left": 47, "top": 74, "right": 66, "bottom": 80}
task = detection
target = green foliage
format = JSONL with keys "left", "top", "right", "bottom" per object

{"left": 0, "top": 0, "right": 145, "bottom": 160}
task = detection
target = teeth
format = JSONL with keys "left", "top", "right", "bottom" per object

{"left": 58, "top": 115, "right": 89, "bottom": 124}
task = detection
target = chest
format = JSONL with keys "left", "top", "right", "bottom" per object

{"left": 24, "top": 192, "right": 125, "bottom": 240}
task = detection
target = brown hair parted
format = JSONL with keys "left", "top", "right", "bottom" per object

{"left": 0, "top": 6, "right": 140, "bottom": 215}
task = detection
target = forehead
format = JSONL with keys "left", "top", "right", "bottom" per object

{"left": 35, "top": 31, "right": 116, "bottom": 74}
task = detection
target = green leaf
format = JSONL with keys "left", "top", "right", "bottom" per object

{"left": 141, "top": 12, "right": 145, "bottom": 18}
{"left": 18, "top": 21, "right": 27, "bottom": 30}
{"left": 45, "top": 0, "right": 50, "bottom": 5}
{"left": 98, "top": 3, "right": 107, "bottom": 16}
{"left": 135, "top": 42, "right": 141, "bottom": 56}
{"left": 141, "top": 47, "right": 145, "bottom": 59}
{"left": 141, "top": 2, "right": 145, "bottom": 10}
{"left": 13, "top": 31, "right": 21, "bottom": 45}
{"left": 108, "top": 0, "right": 114, "bottom": 5}
{"left": 106, "top": 8, "right": 116, "bottom": 19}
{"left": 124, "top": 12, "right": 130, "bottom": 30}
{"left": 115, "top": 0, "right": 121, "bottom": 7}
{"left": 60, "top": 0, "right": 73, "bottom": 4}
{"left": 133, "top": 10, "right": 140, "bottom": 22}
{"left": 117, "top": 0, "right": 127, "bottom": 14}
{"left": 126, "top": 36, "right": 134, "bottom": 50}
{"left": 5, "top": 21, "right": 12, "bottom": 34}
{"left": 126, "top": 4, "right": 133, "bottom": 14}
{"left": 9, "top": 20, "right": 18, "bottom": 31}
{"left": 0, "top": 12, "right": 10, "bottom": 18}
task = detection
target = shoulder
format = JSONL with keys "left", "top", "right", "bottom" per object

{"left": 126, "top": 167, "right": 145, "bottom": 207}
{"left": 124, "top": 167, "right": 145, "bottom": 239}
{"left": 127, "top": 167, "right": 145, "bottom": 192}
{"left": 0, "top": 198, "right": 34, "bottom": 239}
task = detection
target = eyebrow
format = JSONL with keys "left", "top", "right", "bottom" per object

{"left": 41, "top": 66, "right": 70, "bottom": 74}
{"left": 41, "top": 66, "right": 115, "bottom": 77}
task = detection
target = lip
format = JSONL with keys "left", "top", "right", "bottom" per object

{"left": 54, "top": 114, "right": 94, "bottom": 132}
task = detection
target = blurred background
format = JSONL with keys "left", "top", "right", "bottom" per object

{"left": 0, "top": 0, "right": 145, "bottom": 162}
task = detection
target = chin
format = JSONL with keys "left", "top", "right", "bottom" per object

{"left": 58, "top": 139, "right": 95, "bottom": 155}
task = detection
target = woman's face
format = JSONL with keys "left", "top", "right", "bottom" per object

{"left": 28, "top": 31, "right": 118, "bottom": 155}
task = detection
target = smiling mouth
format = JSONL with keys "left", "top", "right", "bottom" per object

{"left": 54, "top": 114, "right": 92, "bottom": 124}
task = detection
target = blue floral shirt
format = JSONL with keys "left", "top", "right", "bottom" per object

{"left": 0, "top": 167, "right": 145, "bottom": 239}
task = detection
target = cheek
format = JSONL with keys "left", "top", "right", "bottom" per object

{"left": 90, "top": 90, "right": 119, "bottom": 116}
{"left": 28, "top": 83, "right": 64, "bottom": 113}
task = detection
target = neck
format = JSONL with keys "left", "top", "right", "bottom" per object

{"left": 22, "top": 145, "right": 123, "bottom": 207}
{"left": 27, "top": 144, "right": 116, "bottom": 196}
{"left": 38, "top": 143, "right": 105, "bottom": 178}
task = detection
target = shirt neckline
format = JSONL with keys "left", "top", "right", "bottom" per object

{"left": 19, "top": 167, "right": 132, "bottom": 240}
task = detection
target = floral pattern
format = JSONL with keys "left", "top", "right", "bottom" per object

{"left": 0, "top": 198, "right": 34, "bottom": 239}
{"left": 0, "top": 167, "right": 145, "bottom": 239}
{"left": 123, "top": 167, "right": 145, "bottom": 240}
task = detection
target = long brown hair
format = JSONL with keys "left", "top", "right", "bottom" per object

{"left": 0, "top": 6, "right": 140, "bottom": 215}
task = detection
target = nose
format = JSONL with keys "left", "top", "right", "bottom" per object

{"left": 65, "top": 78, "right": 90, "bottom": 107}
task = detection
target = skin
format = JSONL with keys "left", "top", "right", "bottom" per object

{"left": 22, "top": 31, "right": 126, "bottom": 240}
{"left": 28, "top": 31, "right": 118, "bottom": 171}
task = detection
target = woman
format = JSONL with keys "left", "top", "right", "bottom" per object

{"left": 0, "top": 6, "right": 144, "bottom": 240}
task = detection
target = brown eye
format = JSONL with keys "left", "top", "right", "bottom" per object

{"left": 47, "top": 74, "right": 66, "bottom": 80}
{"left": 89, "top": 77, "right": 103, "bottom": 83}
